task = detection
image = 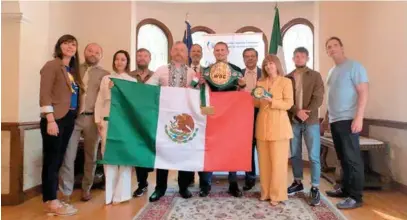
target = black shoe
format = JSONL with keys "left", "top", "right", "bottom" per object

{"left": 287, "top": 181, "right": 304, "bottom": 195}
{"left": 133, "top": 184, "right": 148, "bottom": 197}
{"left": 189, "top": 177, "right": 195, "bottom": 187}
{"left": 199, "top": 188, "right": 209, "bottom": 197}
{"left": 326, "top": 188, "right": 348, "bottom": 198}
{"left": 243, "top": 179, "right": 255, "bottom": 191}
{"left": 149, "top": 190, "right": 165, "bottom": 202}
{"left": 336, "top": 197, "right": 363, "bottom": 209}
{"left": 228, "top": 183, "right": 243, "bottom": 197}
{"left": 179, "top": 189, "right": 192, "bottom": 199}
{"left": 309, "top": 187, "right": 320, "bottom": 206}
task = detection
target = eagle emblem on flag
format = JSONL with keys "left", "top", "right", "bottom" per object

{"left": 165, "top": 113, "right": 199, "bottom": 143}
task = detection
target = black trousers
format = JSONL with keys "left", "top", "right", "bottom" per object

{"left": 245, "top": 108, "right": 259, "bottom": 181}
{"left": 135, "top": 166, "right": 153, "bottom": 187}
{"left": 41, "top": 110, "right": 76, "bottom": 202}
{"left": 330, "top": 120, "right": 364, "bottom": 202}
{"left": 155, "top": 169, "right": 194, "bottom": 193}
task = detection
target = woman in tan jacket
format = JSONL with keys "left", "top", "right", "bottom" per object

{"left": 254, "top": 54, "right": 294, "bottom": 206}
{"left": 39, "top": 34, "right": 84, "bottom": 216}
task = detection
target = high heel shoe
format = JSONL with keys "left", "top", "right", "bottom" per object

{"left": 270, "top": 201, "right": 280, "bottom": 206}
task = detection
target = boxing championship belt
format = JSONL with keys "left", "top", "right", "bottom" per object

{"left": 203, "top": 62, "right": 240, "bottom": 91}
{"left": 251, "top": 86, "right": 273, "bottom": 99}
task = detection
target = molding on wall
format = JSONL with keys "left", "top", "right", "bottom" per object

{"left": 1, "top": 13, "right": 30, "bottom": 23}
{"left": 191, "top": 26, "right": 216, "bottom": 34}
{"left": 392, "top": 180, "right": 407, "bottom": 195}
{"left": 23, "top": 185, "right": 42, "bottom": 201}
{"left": 364, "top": 118, "right": 407, "bottom": 130}
{"left": 1, "top": 121, "right": 40, "bottom": 206}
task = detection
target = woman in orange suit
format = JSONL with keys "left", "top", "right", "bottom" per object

{"left": 254, "top": 54, "right": 294, "bottom": 206}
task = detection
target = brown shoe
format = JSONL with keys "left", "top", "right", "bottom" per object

{"left": 81, "top": 191, "right": 92, "bottom": 202}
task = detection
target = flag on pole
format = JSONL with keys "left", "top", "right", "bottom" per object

{"left": 269, "top": 6, "right": 287, "bottom": 74}
{"left": 98, "top": 79, "right": 254, "bottom": 172}
{"left": 183, "top": 20, "right": 193, "bottom": 65}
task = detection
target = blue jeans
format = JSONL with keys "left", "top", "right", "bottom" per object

{"left": 290, "top": 123, "right": 321, "bottom": 187}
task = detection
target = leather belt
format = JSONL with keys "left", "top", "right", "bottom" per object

{"left": 81, "top": 112, "right": 94, "bottom": 116}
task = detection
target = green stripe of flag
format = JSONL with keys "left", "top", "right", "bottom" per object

{"left": 99, "top": 79, "right": 159, "bottom": 167}
{"left": 269, "top": 6, "right": 282, "bottom": 54}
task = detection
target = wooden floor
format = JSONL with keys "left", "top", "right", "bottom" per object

{"left": 2, "top": 168, "right": 407, "bottom": 220}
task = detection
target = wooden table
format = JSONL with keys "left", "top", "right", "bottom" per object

{"left": 320, "top": 134, "right": 392, "bottom": 190}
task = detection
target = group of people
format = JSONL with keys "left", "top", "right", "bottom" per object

{"left": 39, "top": 33, "right": 368, "bottom": 216}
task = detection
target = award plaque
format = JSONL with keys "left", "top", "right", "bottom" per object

{"left": 252, "top": 86, "right": 272, "bottom": 99}
{"left": 203, "top": 62, "right": 240, "bottom": 91}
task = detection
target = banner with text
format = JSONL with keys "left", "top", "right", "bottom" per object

{"left": 201, "top": 33, "right": 265, "bottom": 70}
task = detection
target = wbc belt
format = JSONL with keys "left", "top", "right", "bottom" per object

{"left": 203, "top": 62, "right": 240, "bottom": 91}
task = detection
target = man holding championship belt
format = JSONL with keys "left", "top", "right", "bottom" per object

{"left": 200, "top": 41, "right": 246, "bottom": 197}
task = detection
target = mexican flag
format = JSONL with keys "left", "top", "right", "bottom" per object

{"left": 99, "top": 79, "right": 254, "bottom": 172}
{"left": 269, "top": 6, "right": 287, "bottom": 74}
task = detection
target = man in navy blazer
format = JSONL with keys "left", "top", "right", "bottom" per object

{"left": 240, "top": 48, "right": 262, "bottom": 191}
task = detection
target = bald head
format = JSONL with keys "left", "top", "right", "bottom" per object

{"left": 171, "top": 41, "right": 188, "bottom": 63}
{"left": 84, "top": 43, "right": 103, "bottom": 66}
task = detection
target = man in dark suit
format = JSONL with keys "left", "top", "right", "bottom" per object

{"left": 188, "top": 44, "right": 215, "bottom": 197}
{"left": 241, "top": 48, "right": 262, "bottom": 191}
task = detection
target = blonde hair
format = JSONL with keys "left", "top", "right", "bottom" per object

{"left": 261, "top": 54, "right": 285, "bottom": 79}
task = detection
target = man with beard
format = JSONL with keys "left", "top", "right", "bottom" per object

{"left": 146, "top": 41, "right": 196, "bottom": 202}
{"left": 201, "top": 41, "right": 246, "bottom": 198}
{"left": 130, "top": 48, "right": 154, "bottom": 83}
{"left": 129, "top": 48, "right": 155, "bottom": 197}
{"left": 59, "top": 43, "right": 109, "bottom": 202}
{"left": 286, "top": 47, "right": 324, "bottom": 206}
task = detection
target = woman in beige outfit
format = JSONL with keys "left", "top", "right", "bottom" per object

{"left": 254, "top": 54, "right": 294, "bottom": 206}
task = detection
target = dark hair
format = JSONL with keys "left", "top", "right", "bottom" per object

{"left": 53, "top": 34, "right": 83, "bottom": 90}
{"left": 214, "top": 41, "right": 229, "bottom": 50}
{"left": 112, "top": 50, "right": 131, "bottom": 73}
{"left": 293, "top": 47, "right": 309, "bottom": 56}
{"left": 136, "top": 48, "right": 151, "bottom": 56}
{"left": 325, "top": 36, "right": 343, "bottom": 48}
{"left": 191, "top": 44, "right": 202, "bottom": 50}
{"left": 243, "top": 48, "right": 258, "bottom": 58}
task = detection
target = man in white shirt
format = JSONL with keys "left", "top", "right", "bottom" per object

{"left": 146, "top": 41, "right": 196, "bottom": 202}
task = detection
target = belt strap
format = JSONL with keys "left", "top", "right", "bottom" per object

{"left": 81, "top": 112, "right": 94, "bottom": 116}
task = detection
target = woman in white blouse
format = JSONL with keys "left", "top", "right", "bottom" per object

{"left": 95, "top": 50, "right": 137, "bottom": 205}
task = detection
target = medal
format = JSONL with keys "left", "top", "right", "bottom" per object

{"left": 251, "top": 86, "right": 272, "bottom": 99}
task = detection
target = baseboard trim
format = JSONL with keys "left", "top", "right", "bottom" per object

{"left": 392, "top": 181, "right": 407, "bottom": 195}
{"left": 24, "top": 185, "right": 42, "bottom": 201}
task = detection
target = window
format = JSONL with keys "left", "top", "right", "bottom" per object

{"left": 235, "top": 26, "right": 268, "bottom": 69}
{"left": 191, "top": 26, "right": 215, "bottom": 67}
{"left": 136, "top": 19, "right": 173, "bottom": 71}
{"left": 282, "top": 18, "right": 314, "bottom": 73}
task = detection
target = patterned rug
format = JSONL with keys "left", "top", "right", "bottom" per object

{"left": 133, "top": 187, "right": 347, "bottom": 220}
